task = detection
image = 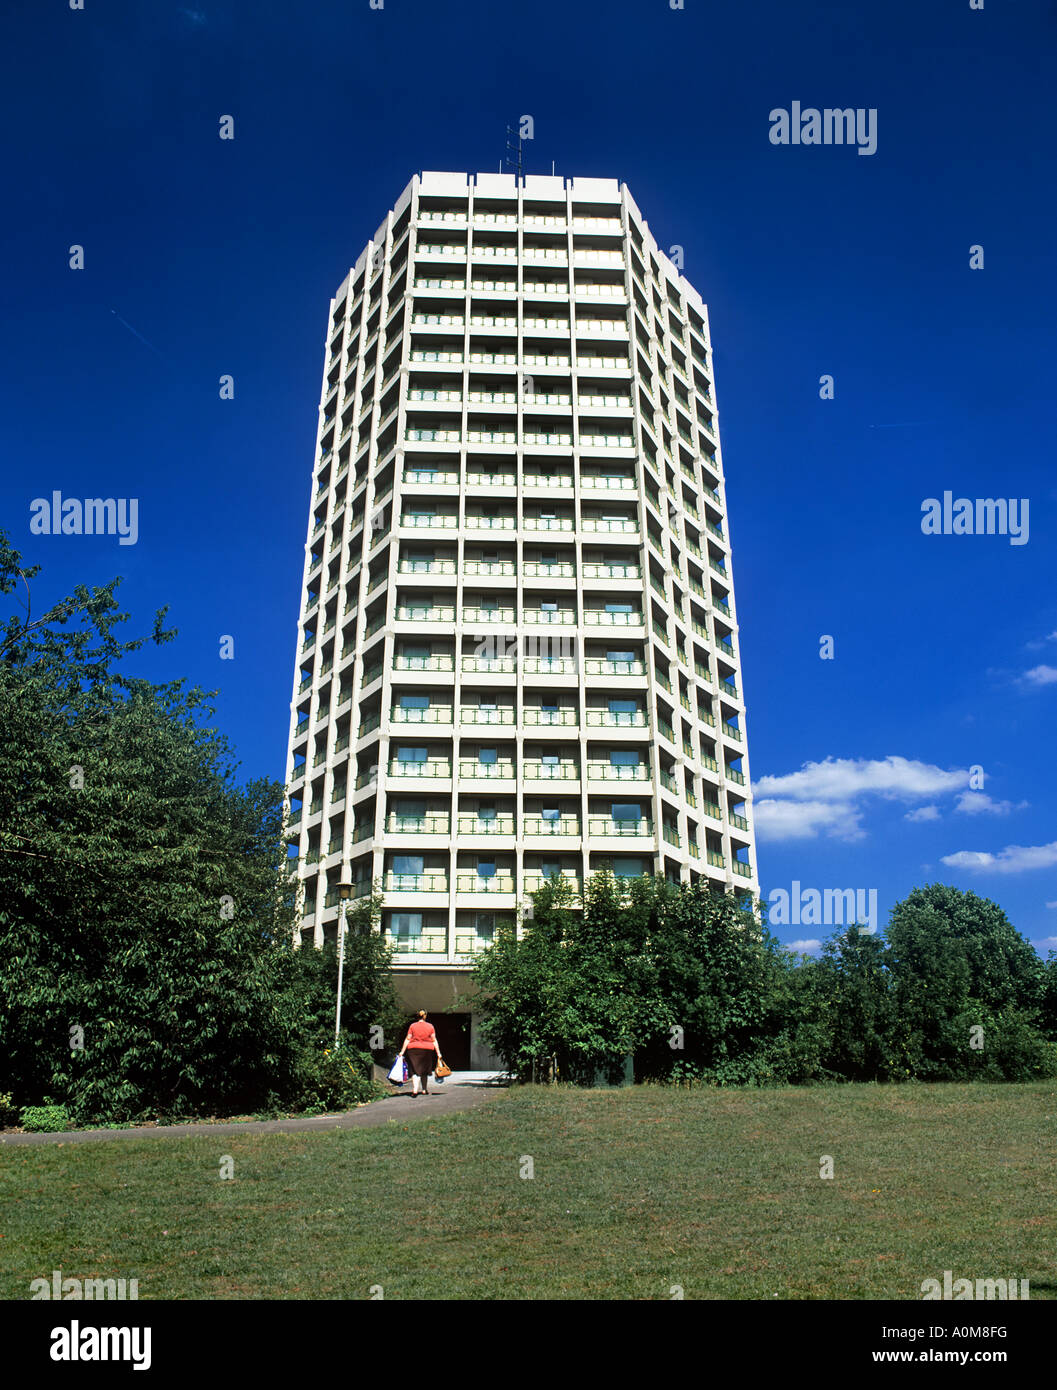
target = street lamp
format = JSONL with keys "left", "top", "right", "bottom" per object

{"left": 334, "top": 881, "right": 354, "bottom": 1046}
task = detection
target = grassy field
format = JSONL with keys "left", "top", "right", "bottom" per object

{"left": 3, "top": 1082, "right": 1055, "bottom": 1300}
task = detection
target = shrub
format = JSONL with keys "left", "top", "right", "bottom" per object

{"left": 0, "top": 1092, "right": 19, "bottom": 1127}
{"left": 19, "top": 1102, "right": 71, "bottom": 1132}
{"left": 291, "top": 1040, "right": 384, "bottom": 1114}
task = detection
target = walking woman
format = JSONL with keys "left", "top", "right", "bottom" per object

{"left": 399, "top": 1010, "right": 444, "bottom": 1097}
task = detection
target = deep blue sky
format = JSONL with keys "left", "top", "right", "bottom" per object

{"left": 3, "top": 0, "right": 1055, "bottom": 954}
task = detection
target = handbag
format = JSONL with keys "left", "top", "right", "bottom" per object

{"left": 388, "top": 1055, "right": 407, "bottom": 1084}
{"left": 434, "top": 1060, "right": 452, "bottom": 1079}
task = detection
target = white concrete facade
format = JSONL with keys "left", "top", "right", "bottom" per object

{"left": 285, "top": 171, "right": 758, "bottom": 991}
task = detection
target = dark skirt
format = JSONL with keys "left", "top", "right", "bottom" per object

{"left": 405, "top": 1048, "right": 434, "bottom": 1079}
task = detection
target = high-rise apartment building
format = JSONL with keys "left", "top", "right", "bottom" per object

{"left": 285, "top": 171, "right": 757, "bottom": 1066}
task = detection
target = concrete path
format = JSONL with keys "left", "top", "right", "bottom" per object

{"left": 0, "top": 1072, "right": 510, "bottom": 1147}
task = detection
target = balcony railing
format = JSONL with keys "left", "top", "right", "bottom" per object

{"left": 585, "top": 710, "right": 647, "bottom": 728}
{"left": 386, "top": 931, "right": 448, "bottom": 955}
{"left": 523, "top": 561, "right": 576, "bottom": 578}
{"left": 584, "top": 610, "right": 644, "bottom": 626}
{"left": 726, "top": 767, "right": 746, "bottom": 785}
{"left": 461, "top": 655, "right": 517, "bottom": 674}
{"left": 458, "top": 760, "right": 516, "bottom": 778}
{"left": 729, "top": 812, "right": 749, "bottom": 831}
{"left": 523, "top": 709, "right": 578, "bottom": 726}
{"left": 706, "top": 850, "right": 725, "bottom": 869}
{"left": 386, "top": 814, "right": 450, "bottom": 834}
{"left": 393, "top": 655, "right": 455, "bottom": 672}
{"left": 384, "top": 872, "right": 449, "bottom": 892}
{"left": 522, "top": 761, "right": 579, "bottom": 780}
{"left": 522, "top": 657, "right": 577, "bottom": 675}
{"left": 462, "top": 606, "right": 516, "bottom": 624}
{"left": 524, "top": 872, "right": 582, "bottom": 895}
{"left": 733, "top": 861, "right": 753, "bottom": 878}
{"left": 391, "top": 706, "right": 453, "bottom": 724}
{"left": 388, "top": 760, "right": 452, "bottom": 778}
{"left": 456, "top": 874, "right": 516, "bottom": 893}
{"left": 395, "top": 605, "right": 457, "bottom": 622}
{"left": 523, "top": 816, "right": 581, "bottom": 836}
{"left": 586, "top": 762, "right": 649, "bottom": 781}
{"left": 584, "top": 658, "right": 646, "bottom": 676}
{"left": 454, "top": 815, "right": 515, "bottom": 836}
{"left": 588, "top": 818, "right": 654, "bottom": 837}
{"left": 462, "top": 708, "right": 515, "bottom": 724}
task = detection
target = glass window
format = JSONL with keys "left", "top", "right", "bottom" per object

{"left": 391, "top": 912, "right": 423, "bottom": 937}
{"left": 475, "top": 912, "right": 495, "bottom": 939}
{"left": 400, "top": 694, "right": 430, "bottom": 709}
{"left": 541, "top": 753, "right": 559, "bottom": 765}
{"left": 478, "top": 699, "right": 497, "bottom": 710}
{"left": 542, "top": 806, "right": 560, "bottom": 821}
{"left": 610, "top": 750, "right": 640, "bottom": 766}
{"left": 399, "top": 800, "right": 426, "bottom": 818}
{"left": 540, "top": 860, "right": 561, "bottom": 878}
{"left": 477, "top": 804, "right": 497, "bottom": 821}
{"left": 479, "top": 747, "right": 498, "bottom": 764}
{"left": 609, "top": 699, "right": 636, "bottom": 714}
{"left": 605, "top": 601, "right": 633, "bottom": 613}
{"left": 607, "top": 649, "right": 634, "bottom": 663}
{"left": 611, "top": 802, "right": 641, "bottom": 821}
{"left": 612, "top": 857, "right": 643, "bottom": 879}
{"left": 541, "top": 698, "right": 559, "bottom": 711}
{"left": 540, "top": 601, "right": 557, "bottom": 611}
{"left": 397, "top": 746, "right": 428, "bottom": 762}
{"left": 393, "top": 855, "right": 424, "bottom": 875}
{"left": 477, "top": 860, "right": 496, "bottom": 878}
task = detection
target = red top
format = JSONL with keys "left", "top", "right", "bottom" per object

{"left": 406, "top": 1021, "right": 438, "bottom": 1051}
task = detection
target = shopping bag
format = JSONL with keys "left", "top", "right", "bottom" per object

{"left": 387, "top": 1056, "right": 407, "bottom": 1084}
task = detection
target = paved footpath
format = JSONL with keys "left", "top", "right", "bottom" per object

{"left": 0, "top": 1076, "right": 508, "bottom": 1147}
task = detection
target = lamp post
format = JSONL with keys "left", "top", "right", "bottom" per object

{"left": 334, "top": 881, "right": 354, "bottom": 1046}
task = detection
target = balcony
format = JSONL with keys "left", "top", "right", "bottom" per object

{"left": 461, "top": 655, "right": 517, "bottom": 674}
{"left": 388, "top": 760, "right": 452, "bottom": 779}
{"left": 458, "top": 759, "right": 516, "bottom": 779}
{"left": 399, "top": 514, "right": 458, "bottom": 530}
{"left": 456, "top": 814, "right": 515, "bottom": 835}
{"left": 405, "top": 428, "right": 461, "bottom": 444}
{"left": 733, "top": 861, "right": 753, "bottom": 878}
{"left": 524, "top": 608, "right": 575, "bottom": 625}
{"left": 522, "top": 760, "right": 579, "bottom": 780}
{"left": 395, "top": 605, "right": 456, "bottom": 622}
{"left": 584, "top": 658, "right": 646, "bottom": 676}
{"left": 393, "top": 655, "right": 455, "bottom": 673}
{"left": 522, "top": 657, "right": 578, "bottom": 675}
{"left": 463, "top": 559, "right": 517, "bottom": 576}
{"left": 523, "top": 560, "right": 576, "bottom": 578}
{"left": 726, "top": 767, "right": 746, "bottom": 786}
{"left": 523, "top": 816, "right": 581, "bottom": 836}
{"left": 584, "top": 610, "right": 644, "bottom": 627}
{"left": 580, "top": 518, "right": 638, "bottom": 535}
{"left": 706, "top": 850, "right": 725, "bottom": 870}
{"left": 385, "top": 814, "right": 450, "bottom": 834}
{"left": 465, "top": 516, "right": 517, "bottom": 530}
{"left": 461, "top": 708, "right": 515, "bottom": 725}
{"left": 390, "top": 705, "right": 453, "bottom": 725}
{"left": 456, "top": 874, "right": 516, "bottom": 894}
{"left": 523, "top": 709, "right": 578, "bottom": 727}
{"left": 722, "top": 721, "right": 742, "bottom": 743}
{"left": 588, "top": 817, "right": 654, "bottom": 838}
{"left": 384, "top": 872, "right": 449, "bottom": 893}
{"left": 703, "top": 801, "right": 722, "bottom": 821}
{"left": 462, "top": 605, "right": 516, "bottom": 624}
{"left": 524, "top": 872, "right": 582, "bottom": 895}
{"left": 386, "top": 931, "right": 448, "bottom": 956}
{"left": 585, "top": 710, "right": 647, "bottom": 728}
{"left": 585, "top": 762, "right": 649, "bottom": 782}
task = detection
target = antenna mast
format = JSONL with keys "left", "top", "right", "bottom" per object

{"left": 504, "top": 123, "right": 523, "bottom": 181}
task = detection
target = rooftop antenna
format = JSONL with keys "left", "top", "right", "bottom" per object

{"left": 504, "top": 123, "right": 523, "bottom": 182}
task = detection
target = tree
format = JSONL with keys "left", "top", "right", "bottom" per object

{"left": 0, "top": 532, "right": 389, "bottom": 1123}
{"left": 885, "top": 883, "right": 1050, "bottom": 1080}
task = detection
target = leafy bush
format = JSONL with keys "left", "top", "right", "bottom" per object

{"left": 20, "top": 1103, "right": 70, "bottom": 1132}
{"left": 0, "top": 1092, "right": 19, "bottom": 1127}
{"left": 292, "top": 1040, "right": 385, "bottom": 1114}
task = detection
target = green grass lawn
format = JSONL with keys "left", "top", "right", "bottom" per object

{"left": 3, "top": 1082, "right": 1055, "bottom": 1300}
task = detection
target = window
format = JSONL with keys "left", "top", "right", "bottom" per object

{"left": 610, "top": 749, "right": 640, "bottom": 766}
{"left": 477, "top": 803, "right": 497, "bottom": 821}
{"left": 607, "top": 649, "right": 634, "bottom": 663}
{"left": 402, "top": 644, "right": 430, "bottom": 665}
{"left": 478, "top": 747, "right": 498, "bottom": 764}
{"left": 541, "top": 752, "right": 559, "bottom": 765}
{"left": 480, "top": 595, "right": 499, "bottom": 612}
{"left": 400, "top": 693, "right": 430, "bottom": 709}
{"left": 478, "top": 698, "right": 497, "bottom": 710}
{"left": 399, "top": 799, "right": 426, "bottom": 818}
{"left": 609, "top": 699, "right": 636, "bottom": 714}
{"left": 397, "top": 746, "right": 428, "bottom": 762}
{"left": 474, "top": 912, "right": 495, "bottom": 940}
{"left": 541, "top": 698, "right": 559, "bottom": 712}
{"left": 612, "top": 857, "right": 644, "bottom": 879}
{"left": 542, "top": 806, "right": 560, "bottom": 822}
{"left": 611, "top": 802, "right": 641, "bottom": 821}
{"left": 391, "top": 912, "right": 423, "bottom": 937}
{"left": 393, "top": 855, "right": 424, "bottom": 875}
{"left": 605, "top": 601, "right": 633, "bottom": 613}
{"left": 477, "top": 859, "right": 496, "bottom": 878}
{"left": 540, "top": 601, "right": 557, "bottom": 611}
{"left": 540, "top": 860, "right": 561, "bottom": 879}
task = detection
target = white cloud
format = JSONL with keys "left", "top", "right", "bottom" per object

{"left": 1045, "top": 901, "right": 1057, "bottom": 910}
{"left": 754, "top": 756, "right": 968, "bottom": 804}
{"left": 941, "top": 840, "right": 1057, "bottom": 874}
{"left": 1025, "top": 631, "right": 1057, "bottom": 651}
{"left": 751, "top": 797, "right": 863, "bottom": 842}
{"left": 1019, "top": 665, "right": 1057, "bottom": 688}
{"left": 954, "top": 791, "right": 1029, "bottom": 816}
{"left": 787, "top": 939, "right": 822, "bottom": 953}
{"left": 905, "top": 805, "right": 941, "bottom": 823}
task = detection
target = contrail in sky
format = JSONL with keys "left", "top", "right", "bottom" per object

{"left": 110, "top": 309, "right": 162, "bottom": 355}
